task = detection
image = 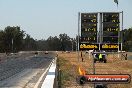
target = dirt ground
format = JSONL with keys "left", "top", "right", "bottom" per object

{"left": 57, "top": 51, "right": 132, "bottom": 88}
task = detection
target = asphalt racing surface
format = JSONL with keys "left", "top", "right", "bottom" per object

{"left": 0, "top": 51, "right": 55, "bottom": 88}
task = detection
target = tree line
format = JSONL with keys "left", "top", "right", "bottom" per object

{"left": 122, "top": 27, "right": 132, "bottom": 51}
{"left": 0, "top": 26, "right": 132, "bottom": 53}
{"left": 0, "top": 26, "right": 77, "bottom": 53}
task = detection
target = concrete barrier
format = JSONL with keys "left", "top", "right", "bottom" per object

{"left": 41, "top": 57, "right": 57, "bottom": 88}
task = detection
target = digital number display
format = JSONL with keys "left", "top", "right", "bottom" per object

{"left": 81, "top": 19, "right": 97, "bottom": 23}
{"left": 103, "top": 13, "right": 120, "bottom": 43}
{"left": 81, "top": 28, "right": 97, "bottom": 32}
{"left": 81, "top": 13, "right": 97, "bottom": 20}
{"left": 81, "top": 37, "right": 97, "bottom": 43}
{"left": 81, "top": 13, "right": 98, "bottom": 43}
{"left": 103, "top": 13, "right": 119, "bottom": 23}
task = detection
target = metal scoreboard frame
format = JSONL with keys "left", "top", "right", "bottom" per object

{"left": 78, "top": 11, "right": 123, "bottom": 51}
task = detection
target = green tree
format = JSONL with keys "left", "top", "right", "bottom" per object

{"left": 59, "top": 33, "right": 71, "bottom": 51}
{"left": 0, "top": 30, "right": 5, "bottom": 52}
{"left": 3, "top": 26, "right": 25, "bottom": 53}
{"left": 23, "top": 34, "right": 37, "bottom": 51}
{"left": 122, "top": 28, "right": 132, "bottom": 51}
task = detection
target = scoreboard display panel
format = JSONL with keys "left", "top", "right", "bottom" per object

{"left": 81, "top": 13, "right": 98, "bottom": 43}
{"left": 103, "top": 13, "right": 120, "bottom": 43}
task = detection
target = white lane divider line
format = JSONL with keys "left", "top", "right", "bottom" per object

{"left": 41, "top": 58, "right": 56, "bottom": 88}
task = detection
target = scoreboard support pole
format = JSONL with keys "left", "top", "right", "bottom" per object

{"left": 118, "top": 12, "right": 120, "bottom": 58}
{"left": 121, "top": 11, "right": 123, "bottom": 51}
{"left": 118, "top": 11, "right": 123, "bottom": 58}
{"left": 78, "top": 12, "right": 80, "bottom": 62}
{"left": 99, "top": 13, "right": 103, "bottom": 44}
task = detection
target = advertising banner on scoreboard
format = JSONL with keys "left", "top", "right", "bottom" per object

{"left": 79, "top": 43, "right": 99, "bottom": 50}
{"left": 100, "top": 44, "right": 121, "bottom": 50}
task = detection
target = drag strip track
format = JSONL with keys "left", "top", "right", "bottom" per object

{"left": 0, "top": 52, "right": 55, "bottom": 87}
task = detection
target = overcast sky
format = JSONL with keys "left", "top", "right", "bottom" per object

{"left": 0, "top": 0, "right": 131, "bottom": 40}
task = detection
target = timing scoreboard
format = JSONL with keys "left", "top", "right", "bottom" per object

{"left": 103, "top": 13, "right": 120, "bottom": 43}
{"left": 80, "top": 13, "right": 98, "bottom": 50}
{"left": 79, "top": 12, "right": 122, "bottom": 51}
